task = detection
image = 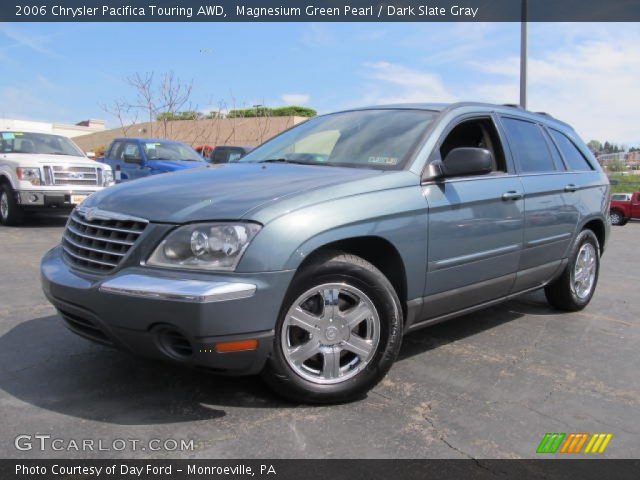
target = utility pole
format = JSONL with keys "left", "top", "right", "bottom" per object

{"left": 520, "top": 0, "right": 528, "bottom": 109}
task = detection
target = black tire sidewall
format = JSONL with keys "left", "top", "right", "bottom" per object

{"left": 264, "top": 254, "right": 403, "bottom": 403}
{"left": 0, "top": 184, "right": 21, "bottom": 226}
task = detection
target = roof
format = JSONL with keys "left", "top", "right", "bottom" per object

{"left": 112, "top": 137, "right": 187, "bottom": 143}
{"left": 342, "top": 102, "right": 573, "bottom": 130}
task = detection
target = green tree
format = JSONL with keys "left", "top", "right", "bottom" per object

{"left": 587, "top": 140, "right": 602, "bottom": 153}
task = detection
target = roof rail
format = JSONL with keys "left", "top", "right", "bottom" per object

{"left": 502, "top": 103, "right": 524, "bottom": 109}
{"left": 535, "top": 111, "right": 554, "bottom": 118}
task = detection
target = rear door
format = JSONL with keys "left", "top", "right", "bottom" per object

{"left": 632, "top": 192, "right": 640, "bottom": 218}
{"left": 500, "top": 117, "right": 579, "bottom": 292}
{"left": 420, "top": 115, "right": 525, "bottom": 321}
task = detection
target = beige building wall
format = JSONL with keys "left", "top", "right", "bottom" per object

{"left": 72, "top": 116, "right": 309, "bottom": 152}
{"left": 0, "top": 117, "right": 106, "bottom": 138}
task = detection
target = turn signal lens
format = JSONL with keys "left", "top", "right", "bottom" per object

{"left": 214, "top": 339, "right": 258, "bottom": 353}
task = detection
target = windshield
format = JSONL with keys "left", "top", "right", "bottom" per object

{"left": 142, "top": 141, "right": 203, "bottom": 162}
{"left": 239, "top": 109, "right": 436, "bottom": 170}
{"left": 0, "top": 131, "right": 84, "bottom": 157}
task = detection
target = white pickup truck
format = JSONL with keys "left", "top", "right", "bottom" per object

{"left": 0, "top": 130, "right": 114, "bottom": 225}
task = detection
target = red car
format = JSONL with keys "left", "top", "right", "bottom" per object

{"left": 609, "top": 192, "right": 640, "bottom": 225}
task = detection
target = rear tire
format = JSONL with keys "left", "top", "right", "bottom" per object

{"left": 544, "top": 229, "right": 600, "bottom": 312}
{"left": 262, "top": 252, "right": 403, "bottom": 404}
{"left": 0, "top": 184, "right": 24, "bottom": 226}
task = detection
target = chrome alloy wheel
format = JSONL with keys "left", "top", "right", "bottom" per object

{"left": 0, "top": 191, "right": 8, "bottom": 221}
{"left": 281, "top": 283, "right": 380, "bottom": 385}
{"left": 572, "top": 243, "right": 597, "bottom": 299}
{"left": 609, "top": 211, "right": 622, "bottom": 225}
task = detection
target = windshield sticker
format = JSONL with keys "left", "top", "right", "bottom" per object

{"left": 368, "top": 156, "right": 399, "bottom": 165}
{"left": 1, "top": 133, "right": 15, "bottom": 140}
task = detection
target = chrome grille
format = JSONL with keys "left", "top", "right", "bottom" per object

{"left": 46, "top": 165, "right": 100, "bottom": 186}
{"left": 62, "top": 207, "right": 147, "bottom": 272}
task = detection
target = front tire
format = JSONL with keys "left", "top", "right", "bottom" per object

{"left": 544, "top": 229, "right": 600, "bottom": 311}
{"left": 609, "top": 210, "right": 625, "bottom": 226}
{"left": 262, "top": 252, "right": 403, "bottom": 404}
{"left": 0, "top": 184, "right": 24, "bottom": 226}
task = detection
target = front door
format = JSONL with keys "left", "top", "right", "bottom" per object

{"left": 420, "top": 116, "right": 524, "bottom": 321}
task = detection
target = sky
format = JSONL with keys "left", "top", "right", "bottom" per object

{"left": 0, "top": 21, "right": 639, "bottom": 145}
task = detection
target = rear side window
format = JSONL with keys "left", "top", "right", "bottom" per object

{"left": 549, "top": 129, "right": 594, "bottom": 171}
{"left": 501, "top": 117, "right": 555, "bottom": 173}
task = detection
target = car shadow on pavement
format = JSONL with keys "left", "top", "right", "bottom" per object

{"left": 0, "top": 291, "right": 555, "bottom": 423}
{"left": 0, "top": 314, "right": 290, "bottom": 426}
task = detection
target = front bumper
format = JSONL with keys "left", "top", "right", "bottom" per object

{"left": 17, "top": 190, "right": 97, "bottom": 209}
{"left": 41, "top": 245, "right": 295, "bottom": 375}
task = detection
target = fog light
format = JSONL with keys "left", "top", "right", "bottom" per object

{"left": 214, "top": 339, "right": 258, "bottom": 353}
{"left": 29, "top": 194, "right": 39, "bottom": 203}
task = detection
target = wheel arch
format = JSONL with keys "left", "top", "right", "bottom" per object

{"left": 296, "top": 235, "right": 409, "bottom": 315}
{"left": 580, "top": 216, "right": 607, "bottom": 253}
{"left": 0, "top": 172, "right": 14, "bottom": 188}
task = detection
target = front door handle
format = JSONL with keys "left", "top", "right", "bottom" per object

{"left": 502, "top": 191, "right": 523, "bottom": 201}
{"left": 564, "top": 184, "right": 578, "bottom": 192}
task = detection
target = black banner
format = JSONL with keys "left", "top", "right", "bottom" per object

{"left": 4, "top": 0, "right": 640, "bottom": 22}
{"left": 3, "top": 459, "right": 640, "bottom": 480}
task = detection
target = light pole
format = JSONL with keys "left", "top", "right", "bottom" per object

{"left": 520, "top": 0, "right": 528, "bottom": 109}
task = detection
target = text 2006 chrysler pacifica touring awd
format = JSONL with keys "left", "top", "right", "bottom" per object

{"left": 41, "top": 103, "right": 609, "bottom": 403}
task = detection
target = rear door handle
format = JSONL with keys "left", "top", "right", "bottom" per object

{"left": 564, "top": 184, "right": 578, "bottom": 192}
{"left": 502, "top": 191, "right": 523, "bottom": 201}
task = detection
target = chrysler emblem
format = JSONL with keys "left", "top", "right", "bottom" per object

{"left": 83, "top": 207, "right": 98, "bottom": 221}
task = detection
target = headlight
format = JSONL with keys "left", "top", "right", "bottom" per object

{"left": 147, "top": 223, "right": 261, "bottom": 271}
{"left": 16, "top": 167, "right": 42, "bottom": 185}
{"left": 102, "top": 168, "right": 114, "bottom": 186}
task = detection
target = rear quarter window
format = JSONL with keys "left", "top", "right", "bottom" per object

{"left": 549, "top": 129, "right": 594, "bottom": 171}
{"left": 501, "top": 117, "right": 556, "bottom": 173}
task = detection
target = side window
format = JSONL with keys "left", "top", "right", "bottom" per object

{"left": 212, "top": 148, "right": 228, "bottom": 163}
{"left": 439, "top": 118, "right": 507, "bottom": 173}
{"left": 122, "top": 142, "right": 141, "bottom": 160}
{"left": 501, "top": 117, "right": 555, "bottom": 173}
{"left": 549, "top": 129, "right": 594, "bottom": 171}
{"left": 108, "top": 141, "right": 123, "bottom": 159}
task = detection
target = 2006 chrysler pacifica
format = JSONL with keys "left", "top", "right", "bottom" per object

{"left": 41, "top": 103, "right": 610, "bottom": 403}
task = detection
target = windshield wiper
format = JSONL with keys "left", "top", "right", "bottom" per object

{"left": 260, "top": 158, "right": 317, "bottom": 165}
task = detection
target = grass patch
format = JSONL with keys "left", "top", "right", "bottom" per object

{"left": 608, "top": 174, "right": 640, "bottom": 193}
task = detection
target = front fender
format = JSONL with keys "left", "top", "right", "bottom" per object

{"left": 237, "top": 185, "right": 429, "bottom": 300}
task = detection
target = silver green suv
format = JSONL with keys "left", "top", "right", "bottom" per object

{"left": 41, "top": 103, "right": 609, "bottom": 403}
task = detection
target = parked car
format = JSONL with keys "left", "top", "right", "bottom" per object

{"left": 100, "top": 138, "right": 206, "bottom": 182}
{"left": 609, "top": 191, "right": 640, "bottom": 225}
{"left": 209, "top": 145, "right": 253, "bottom": 164}
{"left": 41, "top": 103, "right": 609, "bottom": 403}
{"left": 0, "top": 130, "right": 114, "bottom": 226}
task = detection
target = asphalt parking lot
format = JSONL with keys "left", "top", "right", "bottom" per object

{"left": 0, "top": 215, "right": 638, "bottom": 459}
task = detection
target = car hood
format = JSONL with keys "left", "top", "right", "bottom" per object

{"left": 1, "top": 153, "right": 97, "bottom": 167}
{"left": 82, "top": 162, "right": 384, "bottom": 223}
{"left": 148, "top": 159, "right": 206, "bottom": 171}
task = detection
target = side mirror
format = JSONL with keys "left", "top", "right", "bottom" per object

{"left": 442, "top": 147, "right": 493, "bottom": 177}
{"left": 123, "top": 154, "right": 142, "bottom": 165}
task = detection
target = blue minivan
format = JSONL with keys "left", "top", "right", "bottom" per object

{"left": 100, "top": 138, "right": 205, "bottom": 182}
